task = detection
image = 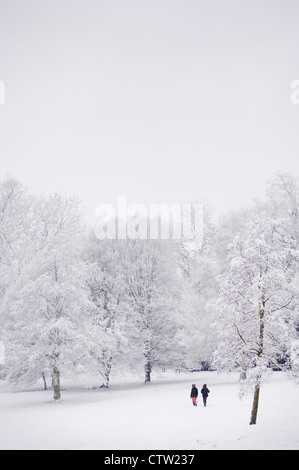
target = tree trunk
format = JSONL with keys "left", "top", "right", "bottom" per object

{"left": 239, "top": 356, "right": 247, "bottom": 381}
{"left": 250, "top": 377, "right": 261, "bottom": 425}
{"left": 53, "top": 366, "right": 61, "bottom": 400}
{"left": 101, "top": 359, "right": 112, "bottom": 388}
{"left": 42, "top": 371, "right": 47, "bottom": 391}
{"left": 249, "top": 300, "right": 265, "bottom": 425}
{"left": 144, "top": 359, "right": 151, "bottom": 383}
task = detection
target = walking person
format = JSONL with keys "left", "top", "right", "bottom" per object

{"left": 190, "top": 384, "right": 198, "bottom": 406}
{"left": 201, "top": 384, "right": 210, "bottom": 407}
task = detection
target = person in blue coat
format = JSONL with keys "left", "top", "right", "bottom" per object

{"left": 201, "top": 384, "right": 210, "bottom": 407}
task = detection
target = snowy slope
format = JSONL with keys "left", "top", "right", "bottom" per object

{"left": 0, "top": 372, "right": 298, "bottom": 450}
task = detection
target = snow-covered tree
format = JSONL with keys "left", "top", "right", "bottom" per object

{"left": 0, "top": 178, "right": 35, "bottom": 302}
{"left": 214, "top": 217, "right": 299, "bottom": 424}
{"left": 3, "top": 193, "right": 91, "bottom": 399}
{"left": 83, "top": 235, "right": 132, "bottom": 388}
{"left": 124, "top": 239, "right": 184, "bottom": 382}
{"left": 5, "top": 245, "right": 94, "bottom": 399}
{"left": 177, "top": 205, "right": 219, "bottom": 370}
{"left": 178, "top": 253, "right": 219, "bottom": 370}
{"left": 0, "top": 178, "right": 38, "bottom": 374}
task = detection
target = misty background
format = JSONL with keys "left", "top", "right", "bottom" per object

{"left": 0, "top": 0, "right": 299, "bottom": 223}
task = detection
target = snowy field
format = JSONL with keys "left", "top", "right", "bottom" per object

{"left": 0, "top": 371, "right": 298, "bottom": 450}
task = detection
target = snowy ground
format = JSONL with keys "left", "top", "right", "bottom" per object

{"left": 0, "top": 371, "right": 298, "bottom": 450}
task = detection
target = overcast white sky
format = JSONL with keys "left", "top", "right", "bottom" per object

{"left": 0, "top": 0, "right": 299, "bottom": 223}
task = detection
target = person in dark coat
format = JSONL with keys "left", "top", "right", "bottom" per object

{"left": 190, "top": 384, "right": 198, "bottom": 406}
{"left": 201, "top": 384, "right": 210, "bottom": 407}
